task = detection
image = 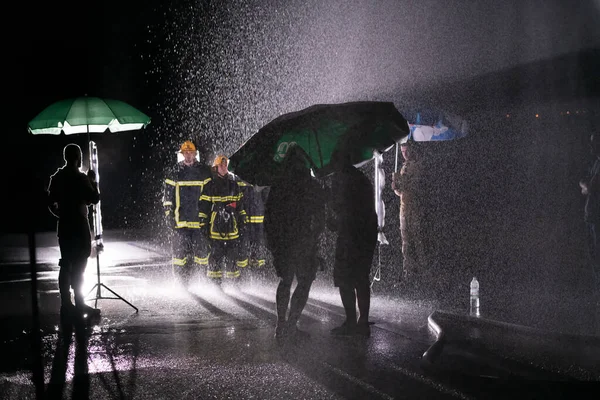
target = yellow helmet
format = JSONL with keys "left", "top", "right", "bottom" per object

{"left": 180, "top": 140, "right": 196, "bottom": 152}
{"left": 213, "top": 154, "right": 229, "bottom": 167}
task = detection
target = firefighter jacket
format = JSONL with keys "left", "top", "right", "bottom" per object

{"left": 199, "top": 171, "right": 247, "bottom": 240}
{"left": 241, "top": 184, "right": 269, "bottom": 225}
{"left": 163, "top": 161, "right": 212, "bottom": 229}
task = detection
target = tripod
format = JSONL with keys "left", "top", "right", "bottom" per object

{"left": 84, "top": 141, "right": 138, "bottom": 312}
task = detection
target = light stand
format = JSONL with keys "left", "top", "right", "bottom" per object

{"left": 85, "top": 140, "right": 138, "bottom": 312}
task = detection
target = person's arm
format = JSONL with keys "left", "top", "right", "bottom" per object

{"left": 580, "top": 180, "right": 589, "bottom": 195}
{"left": 392, "top": 166, "right": 409, "bottom": 197}
{"left": 391, "top": 171, "right": 402, "bottom": 197}
{"left": 580, "top": 161, "right": 593, "bottom": 195}
{"left": 83, "top": 170, "right": 100, "bottom": 205}
{"left": 236, "top": 183, "right": 248, "bottom": 226}
{"left": 164, "top": 166, "right": 177, "bottom": 223}
{"left": 198, "top": 177, "right": 213, "bottom": 235}
{"left": 326, "top": 178, "right": 339, "bottom": 232}
{"left": 47, "top": 174, "right": 60, "bottom": 218}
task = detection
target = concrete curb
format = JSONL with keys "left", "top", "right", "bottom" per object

{"left": 421, "top": 310, "right": 600, "bottom": 381}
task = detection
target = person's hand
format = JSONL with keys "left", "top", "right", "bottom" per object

{"left": 580, "top": 180, "right": 589, "bottom": 195}
{"left": 200, "top": 221, "right": 210, "bottom": 238}
{"left": 238, "top": 222, "right": 247, "bottom": 239}
{"left": 87, "top": 169, "right": 97, "bottom": 182}
{"left": 164, "top": 208, "right": 173, "bottom": 227}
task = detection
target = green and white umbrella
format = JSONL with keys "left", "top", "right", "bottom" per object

{"left": 28, "top": 96, "right": 151, "bottom": 135}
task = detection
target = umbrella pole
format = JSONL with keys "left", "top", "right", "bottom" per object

{"left": 394, "top": 142, "right": 399, "bottom": 173}
{"left": 85, "top": 142, "right": 138, "bottom": 312}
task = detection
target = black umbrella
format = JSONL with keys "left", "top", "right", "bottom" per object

{"left": 229, "top": 101, "right": 410, "bottom": 186}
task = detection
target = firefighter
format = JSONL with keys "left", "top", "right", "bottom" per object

{"left": 239, "top": 182, "right": 270, "bottom": 272}
{"left": 199, "top": 154, "right": 248, "bottom": 286}
{"left": 163, "top": 140, "right": 212, "bottom": 287}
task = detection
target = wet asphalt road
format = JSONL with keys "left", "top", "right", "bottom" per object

{"left": 0, "top": 233, "right": 597, "bottom": 399}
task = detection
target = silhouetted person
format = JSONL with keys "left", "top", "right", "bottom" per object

{"left": 48, "top": 143, "right": 100, "bottom": 318}
{"left": 329, "top": 153, "right": 378, "bottom": 337}
{"left": 264, "top": 146, "right": 326, "bottom": 338}
{"left": 580, "top": 133, "right": 600, "bottom": 295}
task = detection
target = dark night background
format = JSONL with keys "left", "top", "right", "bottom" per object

{"left": 8, "top": 0, "right": 600, "bottom": 317}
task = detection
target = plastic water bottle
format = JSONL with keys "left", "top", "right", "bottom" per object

{"left": 470, "top": 277, "right": 480, "bottom": 317}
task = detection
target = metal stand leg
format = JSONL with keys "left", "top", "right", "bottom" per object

{"left": 85, "top": 252, "right": 138, "bottom": 312}
{"left": 85, "top": 141, "right": 137, "bottom": 312}
{"left": 370, "top": 243, "right": 382, "bottom": 290}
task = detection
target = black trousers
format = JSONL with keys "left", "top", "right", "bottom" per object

{"left": 58, "top": 235, "right": 91, "bottom": 305}
{"left": 207, "top": 239, "right": 242, "bottom": 280}
{"left": 171, "top": 228, "right": 209, "bottom": 281}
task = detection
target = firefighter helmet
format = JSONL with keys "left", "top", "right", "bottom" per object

{"left": 213, "top": 154, "right": 229, "bottom": 167}
{"left": 180, "top": 140, "right": 196, "bottom": 152}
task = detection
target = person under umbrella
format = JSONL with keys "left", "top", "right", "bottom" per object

{"left": 328, "top": 149, "right": 378, "bottom": 337}
{"left": 47, "top": 143, "right": 101, "bottom": 319}
{"left": 264, "top": 146, "right": 327, "bottom": 338}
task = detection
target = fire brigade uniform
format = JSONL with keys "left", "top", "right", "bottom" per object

{"left": 163, "top": 141, "right": 212, "bottom": 284}
{"left": 240, "top": 184, "right": 269, "bottom": 268}
{"left": 199, "top": 156, "right": 248, "bottom": 283}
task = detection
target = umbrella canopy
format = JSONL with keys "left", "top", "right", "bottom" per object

{"left": 28, "top": 96, "right": 151, "bottom": 135}
{"left": 229, "top": 101, "right": 410, "bottom": 185}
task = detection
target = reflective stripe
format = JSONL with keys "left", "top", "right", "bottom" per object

{"left": 204, "top": 194, "right": 243, "bottom": 202}
{"left": 175, "top": 182, "right": 181, "bottom": 223}
{"left": 226, "top": 270, "right": 241, "bottom": 279}
{"left": 165, "top": 210, "right": 171, "bottom": 216}
{"left": 173, "top": 258, "right": 187, "bottom": 266}
{"left": 163, "top": 201, "right": 173, "bottom": 206}
{"left": 175, "top": 221, "right": 201, "bottom": 229}
{"left": 171, "top": 178, "right": 211, "bottom": 226}
{"left": 237, "top": 258, "right": 248, "bottom": 268}
{"left": 207, "top": 271, "right": 223, "bottom": 278}
{"left": 256, "top": 259, "right": 266, "bottom": 267}
{"left": 194, "top": 256, "right": 209, "bottom": 265}
{"left": 210, "top": 232, "right": 239, "bottom": 240}
{"left": 178, "top": 180, "right": 210, "bottom": 186}
{"left": 249, "top": 216, "right": 264, "bottom": 223}
{"left": 198, "top": 212, "right": 208, "bottom": 218}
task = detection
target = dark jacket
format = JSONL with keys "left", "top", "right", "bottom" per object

{"left": 264, "top": 163, "right": 326, "bottom": 257}
{"left": 163, "top": 161, "right": 212, "bottom": 229}
{"left": 47, "top": 165, "right": 100, "bottom": 239}
{"left": 199, "top": 171, "right": 247, "bottom": 240}
{"left": 330, "top": 165, "right": 378, "bottom": 253}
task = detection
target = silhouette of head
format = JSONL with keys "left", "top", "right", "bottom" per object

{"left": 331, "top": 141, "right": 356, "bottom": 173}
{"left": 63, "top": 144, "right": 82, "bottom": 168}
{"left": 281, "top": 146, "right": 310, "bottom": 178}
